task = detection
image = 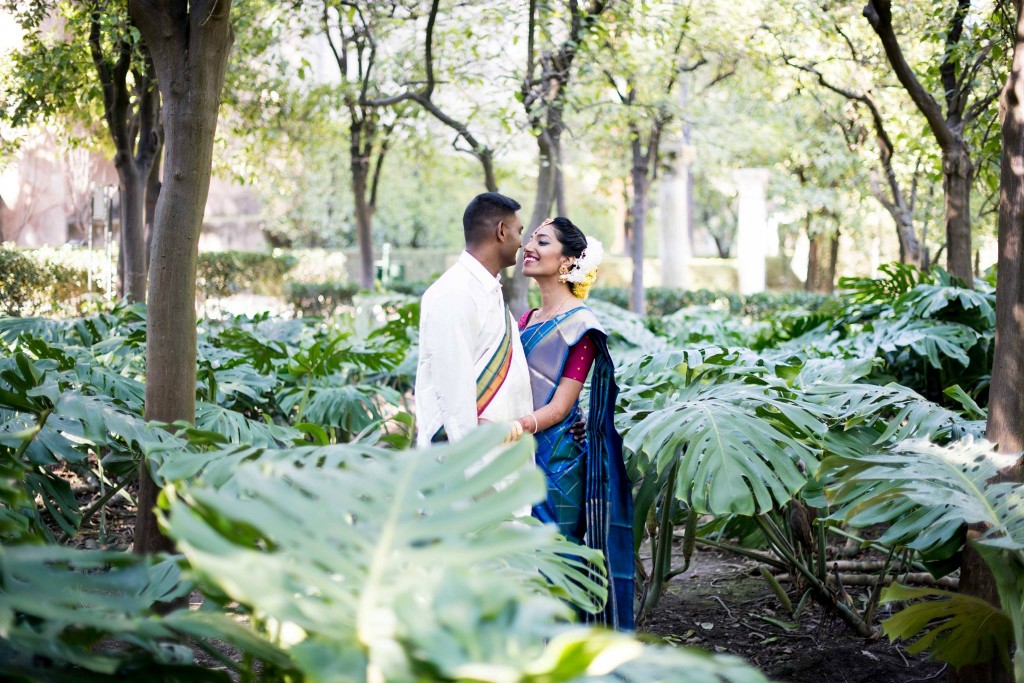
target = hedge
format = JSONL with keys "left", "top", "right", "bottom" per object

{"left": 0, "top": 246, "right": 99, "bottom": 317}
{"left": 196, "top": 251, "right": 298, "bottom": 298}
{"left": 284, "top": 281, "right": 361, "bottom": 317}
{"left": 3, "top": 245, "right": 832, "bottom": 321}
{"left": 589, "top": 286, "right": 832, "bottom": 318}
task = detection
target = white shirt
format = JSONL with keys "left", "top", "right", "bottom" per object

{"left": 415, "top": 251, "right": 532, "bottom": 447}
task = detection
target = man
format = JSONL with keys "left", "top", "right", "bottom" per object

{"left": 415, "top": 192, "right": 533, "bottom": 447}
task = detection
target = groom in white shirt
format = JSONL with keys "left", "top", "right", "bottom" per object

{"left": 415, "top": 193, "right": 534, "bottom": 447}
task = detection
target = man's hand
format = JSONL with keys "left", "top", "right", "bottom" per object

{"left": 569, "top": 416, "right": 587, "bottom": 443}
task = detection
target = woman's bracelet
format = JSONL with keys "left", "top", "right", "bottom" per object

{"left": 525, "top": 414, "right": 539, "bottom": 434}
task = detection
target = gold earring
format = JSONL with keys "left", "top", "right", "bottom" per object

{"left": 558, "top": 263, "right": 570, "bottom": 282}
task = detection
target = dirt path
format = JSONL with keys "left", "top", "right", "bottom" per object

{"left": 643, "top": 548, "right": 947, "bottom": 683}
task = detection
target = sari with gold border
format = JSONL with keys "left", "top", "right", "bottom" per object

{"left": 520, "top": 306, "right": 634, "bottom": 630}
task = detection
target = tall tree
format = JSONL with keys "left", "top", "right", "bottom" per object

{"left": 991, "top": 4, "right": 1024, "bottom": 462}
{"left": 319, "top": 0, "right": 414, "bottom": 290}
{"left": 863, "top": 0, "right": 1001, "bottom": 285}
{"left": 778, "top": 42, "right": 923, "bottom": 266}
{"left": 2, "top": 1, "right": 163, "bottom": 302}
{"left": 509, "top": 0, "right": 612, "bottom": 314}
{"left": 597, "top": 4, "right": 692, "bottom": 313}
{"left": 952, "top": 4, "right": 1024, "bottom": 681}
{"left": 367, "top": 0, "right": 502, "bottom": 193}
{"left": 128, "top": 0, "right": 234, "bottom": 555}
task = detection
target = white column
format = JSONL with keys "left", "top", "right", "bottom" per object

{"left": 658, "top": 84, "right": 693, "bottom": 289}
{"left": 658, "top": 163, "right": 692, "bottom": 289}
{"left": 733, "top": 168, "right": 770, "bottom": 295}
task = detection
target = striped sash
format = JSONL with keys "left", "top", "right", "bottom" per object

{"left": 432, "top": 306, "right": 514, "bottom": 442}
{"left": 475, "top": 306, "right": 514, "bottom": 415}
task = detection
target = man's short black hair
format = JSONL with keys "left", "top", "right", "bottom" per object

{"left": 463, "top": 192, "right": 521, "bottom": 245}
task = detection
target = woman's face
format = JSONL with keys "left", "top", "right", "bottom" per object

{"left": 522, "top": 223, "right": 572, "bottom": 279}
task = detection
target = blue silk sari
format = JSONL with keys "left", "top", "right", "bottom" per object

{"left": 521, "top": 306, "right": 634, "bottom": 630}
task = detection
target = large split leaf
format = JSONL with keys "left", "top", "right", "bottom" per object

{"left": 161, "top": 426, "right": 608, "bottom": 678}
{"left": 622, "top": 379, "right": 826, "bottom": 515}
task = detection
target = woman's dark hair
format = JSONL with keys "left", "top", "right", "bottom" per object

{"left": 550, "top": 216, "right": 587, "bottom": 261}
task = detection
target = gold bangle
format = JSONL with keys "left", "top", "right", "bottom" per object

{"left": 506, "top": 420, "right": 523, "bottom": 443}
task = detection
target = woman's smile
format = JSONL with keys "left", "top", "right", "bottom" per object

{"left": 522, "top": 224, "right": 565, "bottom": 276}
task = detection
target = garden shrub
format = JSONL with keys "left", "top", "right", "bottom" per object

{"left": 386, "top": 280, "right": 429, "bottom": 297}
{"left": 589, "top": 285, "right": 831, "bottom": 319}
{"left": 285, "top": 280, "right": 361, "bottom": 316}
{"left": 0, "top": 245, "right": 96, "bottom": 316}
{"left": 196, "top": 250, "right": 298, "bottom": 298}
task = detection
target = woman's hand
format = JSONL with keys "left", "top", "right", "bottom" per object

{"left": 569, "top": 416, "right": 587, "bottom": 443}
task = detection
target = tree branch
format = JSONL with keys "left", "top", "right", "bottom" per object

{"left": 368, "top": 118, "right": 397, "bottom": 212}
{"left": 88, "top": 4, "right": 131, "bottom": 154}
{"left": 940, "top": 0, "right": 970, "bottom": 122}
{"left": 322, "top": 2, "right": 347, "bottom": 79}
{"left": 863, "top": 0, "right": 953, "bottom": 149}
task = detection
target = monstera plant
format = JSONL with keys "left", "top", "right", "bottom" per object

{"left": 826, "top": 438, "right": 1024, "bottom": 680}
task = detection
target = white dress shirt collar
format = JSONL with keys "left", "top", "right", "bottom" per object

{"left": 458, "top": 251, "right": 502, "bottom": 291}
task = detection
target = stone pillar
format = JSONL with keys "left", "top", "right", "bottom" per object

{"left": 733, "top": 168, "right": 770, "bottom": 295}
{"left": 658, "top": 85, "right": 693, "bottom": 289}
{"left": 658, "top": 159, "right": 692, "bottom": 289}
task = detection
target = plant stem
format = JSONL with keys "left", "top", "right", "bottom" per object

{"left": 756, "top": 516, "right": 878, "bottom": 638}
{"left": 294, "top": 374, "right": 314, "bottom": 423}
{"left": 78, "top": 470, "right": 135, "bottom": 531}
{"left": 816, "top": 519, "right": 827, "bottom": 582}
{"left": 689, "top": 536, "right": 789, "bottom": 572}
{"left": 864, "top": 545, "right": 896, "bottom": 625}
{"left": 640, "top": 462, "right": 678, "bottom": 621}
{"left": 14, "top": 408, "right": 51, "bottom": 461}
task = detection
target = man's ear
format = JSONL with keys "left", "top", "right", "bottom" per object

{"left": 495, "top": 220, "right": 507, "bottom": 242}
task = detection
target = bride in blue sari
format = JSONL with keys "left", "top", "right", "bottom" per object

{"left": 513, "top": 217, "right": 634, "bottom": 631}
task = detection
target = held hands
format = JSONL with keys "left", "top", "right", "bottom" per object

{"left": 504, "top": 420, "right": 524, "bottom": 443}
{"left": 503, "top": 414, "right": 585, "bottom": 442}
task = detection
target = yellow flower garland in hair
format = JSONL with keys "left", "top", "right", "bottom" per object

{"left": 565, "top": 235, "right": 603, "bottom": 299}
{"left": 570, "top": 268, "right": 599, "bottom": 299}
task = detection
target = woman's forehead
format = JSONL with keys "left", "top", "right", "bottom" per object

{"left": 533, "top": 225, "right": 557, "bottom": 240}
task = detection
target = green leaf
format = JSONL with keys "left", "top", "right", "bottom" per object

{"left": 622, "top": 380, "right": 825, "bottom": 515}
{"left": 161, "top": 427, "right": 614, "bottom": 677}
{"left": 880, "top": 584, "right": 1012, "bottom": 671}
{"left": 944, "top": 384, "right": 986, "bottom": 420}
{"left": 826, "top": 438, "right": 1024, "bottom": 553}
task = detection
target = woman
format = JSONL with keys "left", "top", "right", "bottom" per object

{"left": 513, "top": 216, "right": 634, "bottom": 631}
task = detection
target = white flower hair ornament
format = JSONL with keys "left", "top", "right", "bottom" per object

{"left": 565, "top": 236, "right": 604, "bottom": 282}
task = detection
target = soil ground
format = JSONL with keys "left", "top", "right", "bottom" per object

{"left": 641, "top": 545, "right": 948, "bottom": 683}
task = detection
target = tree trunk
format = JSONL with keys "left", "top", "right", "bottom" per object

{"left": 118, "top": 168, "right": 148, "bottom": 302}
{"left": 950, "top": 6, "right": 1024, "bottom": 681}
{"left": 351, "top": 122, "right": 375, "bottom": 290}
{"left": 806, "top": 230, "right": 820, "bottom": 292}
{"left": 805, "top": 228, "right": 840, "bottom": 294}
{"left": 630, "top": 151, "right": 648, "bottom": 315}
{"left": 943, "top": 144, "right": 975, "bottom": 286}
{"left": 897, "top": 212, "right": 920, "bottom": 266}
{"left": 987, "top": 45, "right": 1024, "bottom": 457}
{"left": 508, "top": 129, "right": 558, "bottom": 316}
{"left": 145, "top": 141, "right": 162, "bottom": 270}
{"left": 130, "top": 0, "right": 234, "bottom": 556}
{"left": 554, "top": 149, "right": 567, "bottom": 216}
